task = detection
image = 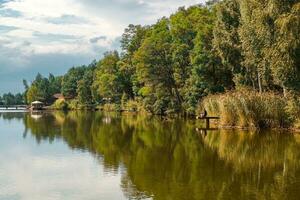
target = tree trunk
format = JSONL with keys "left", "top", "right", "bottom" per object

{"left": 283, "top": 86, "right": 288, "bottom": 97}
{"left": 174, "top": 86, "right": 182, "bottom": 105}
{"left": 258, "top": 71, "right": 262, "bottom": 94}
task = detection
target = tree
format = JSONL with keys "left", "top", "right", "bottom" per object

{"left": 24, "top": 73, "right": 50, "bottom": 103}
{"left": 77, "top": 69, "right": 94, "bottom": 105}
{"left": 62, "top": 66, "right": 86, "bottom": 98}
{"left": 48, "top": 74, "right": 62, "bottom": 95}
{"left": 2, "top": 93, "right": 15, "bottom": 105}
{"left": 26, "top": 85, "right": 40, "bottom": 103}
{"left": 93, "top": 51, "right": 122, "bottom": 102}
{"left": 238, "top": 0, "right": 277, "bottom": 93}
{"left": 170, "top": 6, "right": 197, "bottom": 101}
{"left": 15, "top": 93, "right": 24, "bottom": 105}
{"left": 120, "top": 24, "right": 150, "bottom": 98}
{"left": 267, "top": 1, "right": 300, "bottom": 94}
{"left": 170, "top": 5, "right": 232, "bottom": 113}
{"left": 213, "top": 0, "right": 244, "bottom": 87}
{"left": 213, "top": 0, "right": 300, "bottom": 94}
{"left": 134, "top": 18, "right": 181, "bottom": 114}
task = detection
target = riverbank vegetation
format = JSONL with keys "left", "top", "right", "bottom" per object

{"left": 18, "top": 0, "right": 300, "bottom": 128}
{"left": 201, "top": 91, "right": 300, "bottom": 129}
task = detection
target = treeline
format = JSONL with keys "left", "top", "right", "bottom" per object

{"left": 24, "top": 73, "right": 63, "bottom": 104}
{"left": 24, "top": 0, "right": 300, "bottom": 115}
{"left": 0, "top": 93, "right": 24, "bottom": 106}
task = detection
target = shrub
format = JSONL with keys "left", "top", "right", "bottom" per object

{"left": 68, "top": 99, "right": 82, "bottom": 110}
{"left": 126, "top": 100, "right": 140, "bottom": 112}
{"left": 51, "top": 99, "right": 69, "bottom": 110}
{"left": 102, "top": 103, "right": 120, "bottom": 112}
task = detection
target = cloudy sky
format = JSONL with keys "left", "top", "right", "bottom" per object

{"left": 0, "top": 0, "right": 205, "bottom": 93}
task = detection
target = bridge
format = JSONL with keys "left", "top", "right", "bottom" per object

{"left": 0, "top": 105, "right": 28, "bottom": 110}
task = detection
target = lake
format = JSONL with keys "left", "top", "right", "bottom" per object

{"left": 0, "top": 111, "right": 300, "bottom": 200}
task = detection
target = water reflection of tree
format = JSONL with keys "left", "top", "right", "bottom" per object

{"left": 202, "top": 130, "right": 300, "bottom": 200}
{"left": 23, "top": 112, "right": 300, "bottom": 200}
{"left": 0, "top": 112, "right": 25, "bottom": 121}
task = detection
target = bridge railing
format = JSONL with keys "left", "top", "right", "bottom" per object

{"left": 0, "top": 105, "right": 28, "bottom": 110}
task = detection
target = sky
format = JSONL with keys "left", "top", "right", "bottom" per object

{"left": 0, "top": 0, "right": 206, "bottom": 94}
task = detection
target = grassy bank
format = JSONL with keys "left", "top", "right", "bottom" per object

{"left": 50, "top": 91, "right": 300, "bottom": 130}
{"left": 50, "top": 99, "right": 95, "bottom": 110}
{"left": 50, "top": 98, "right": 146, "bottom": 113}
{"left": 199, "top": 91, "right": 300, "bottom": 129}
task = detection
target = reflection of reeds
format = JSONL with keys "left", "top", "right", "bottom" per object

{"left": 200, "top": 91, "right": 295, "bottom": 128}
{"left": 202, "top": 129, "right": 300, "bottom": 172}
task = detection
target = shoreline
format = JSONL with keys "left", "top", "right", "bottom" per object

{"left": 1, "top": 109, "right": 299, "bottom": 133}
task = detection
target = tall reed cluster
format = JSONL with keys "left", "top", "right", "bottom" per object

{"left": 199, "top": 91, "right": 300, "bottom": 129}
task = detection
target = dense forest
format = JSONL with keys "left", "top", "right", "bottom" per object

{"left": 13, "top": 0, "right": 300, "bottom": 123}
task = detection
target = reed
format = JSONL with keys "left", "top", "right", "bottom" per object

{"left": 199, "top": 91, "right": 296, "bottom": 129}
{"left": 286, "top": 96, "right": 300, "bottom": 129}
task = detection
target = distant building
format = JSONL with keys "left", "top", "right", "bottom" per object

{"left": 31, "top": 101, "right": 44, "bottom": 110}
{"left": 53, "top": 93, "right": 65, "bottom": 100}
{"left": 53, "top": 93, "right": 72, "bottom": 101}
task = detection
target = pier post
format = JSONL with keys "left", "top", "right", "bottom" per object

{"left": 206, "top": 118, "right": 210, "bottom": 129}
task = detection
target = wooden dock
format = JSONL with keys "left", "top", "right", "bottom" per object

{"left": 196, "top": 116, "right": 220, "bottom": 129}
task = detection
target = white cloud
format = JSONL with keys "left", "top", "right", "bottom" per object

{"left": 0, "top": 0, "right": 206, "bottom": 93}
{"left": 142, "top": 0, "right": 202, "bottom": 18}
{"left": 0, "top": 0, "right": 206, "bottom": 56}
{"left": 0, "top": 0, "right": 124, "bottom": 57}
{"left": 6, "top": 29, "right": 34, "bottom": 38}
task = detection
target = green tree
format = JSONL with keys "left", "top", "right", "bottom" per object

{"left": 26, "top": 85, "right": 40, "bottom": 103}
{"left": 77, "top": 69, "right": 94, "bottom": 105}
{"left": 213, "top": 0, "right": 244, "bottom": 87}
{"left": 120, "top": 24, "right": 150, "bottom": 98}
{"left": 268, "top": 1, "right": 300, "bottom": 94}
{"left": 25, "top": 73, "right": 50, "bottom": 103}
{"left": 238, "top": 0, "right": 277, "bottom": 92}
{"left": 2, "top": 93, "right": 15, "bottom": 105}
{"left": 134, "top": 18, "right": 181, "bottom": 114}
{"left": 15, "top": 93, "right": 24, "bottom": 105}
{"left": 93, "top": 51, "right": 122, "bottom": 102}
{"left": 48, "top": 74, "right": 62, "bottom": 95}
{"left": 62, "top": 66, "right": 86, "bottom": 98}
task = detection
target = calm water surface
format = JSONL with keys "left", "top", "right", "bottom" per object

{"left": 0, "top": 111, "right": 300, "bottom": 200}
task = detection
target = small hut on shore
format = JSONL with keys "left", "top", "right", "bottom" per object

{"left": 31, "top": 101, "right": 44, "bottom": 110}
{"left": 53, "top": 93, "right": 65, "bottom": 100}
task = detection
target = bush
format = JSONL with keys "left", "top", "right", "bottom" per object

{"left": 285, "top": 95, "right": 300, "bottom": 129}
{"left": 68, "top": 99, "right": 83, "bottom": 110}
{"left": 102, "top": 103, "right": 120, "bottom": 112}
{"left": 51, "top": 99, "right": 68, "bottom": 110}
{"left": 199, "top": 91, "right": 294, "bottom": 129}
{"left": 125, "top": 100, "right": 144, "bottom": 112}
